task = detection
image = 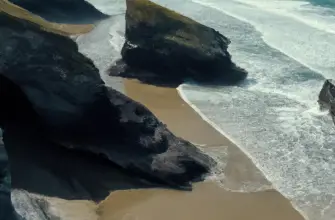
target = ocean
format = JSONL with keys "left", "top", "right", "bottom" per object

{"left": 81, "top": 0, "right": 335, "bottom": 219}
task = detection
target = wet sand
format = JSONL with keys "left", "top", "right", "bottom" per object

{"left": 98, "top": 79, "right": 305, "bottom": 220}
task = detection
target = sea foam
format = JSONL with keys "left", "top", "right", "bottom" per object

{"left": 79, "top": 0, "right": 335, "bottom": 219}
{"left": 174, "top": 0, "right": 335, "bottom": 219}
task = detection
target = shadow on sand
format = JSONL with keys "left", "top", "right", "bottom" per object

{"left": 2, "top": 128, "right": 158, "bottom": 203}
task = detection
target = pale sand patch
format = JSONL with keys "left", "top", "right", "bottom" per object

{"left": 97, "top": 79, "right": 304, "bottom": 220}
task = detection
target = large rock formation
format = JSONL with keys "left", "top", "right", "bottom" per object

{"left": 319, "top": 79, "right": 335, "bottom": 123}
{"left": 8, "top": 0, "right": 108, "bottom": 24}
{"left": 116, "top": 0, "right": 247, "bottom": 84}
{"left": 0, "top": 11, "right": 214, "bottom": 194}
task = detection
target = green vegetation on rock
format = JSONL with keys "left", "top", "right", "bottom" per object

{"left": 126, "top": 0, "right": 197, "bottom": 25}
{"left": 121, "top": 0, "right": 247, "bottom": 84}
{"left": 126, "top": 0, "right": 222, "bottom": 51}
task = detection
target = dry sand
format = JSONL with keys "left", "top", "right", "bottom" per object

{"left": 97, "top": 80, "right": 305, "bottom": 220}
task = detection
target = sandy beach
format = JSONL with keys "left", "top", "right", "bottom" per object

{"left": 4, "top": 79, "right": 304, "bottom": 220}
{"left": 97, "top": 80, "right": 305, "bottom": 220}
{"left": 0, "top": 0, "right": 321, "bottom": 219}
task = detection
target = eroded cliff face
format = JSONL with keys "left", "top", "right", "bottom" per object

{"left": 0, "top": 11, "right": 214, "bottom": 199}
{"left": 117, "top": 0, "right": 247, "bottom": 84}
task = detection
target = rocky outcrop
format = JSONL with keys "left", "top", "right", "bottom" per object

{"left": 0, "top": 11, "right": 214, "bottom": 193}
{"left": 115, "top": 0, "right": 247, "bottom": 85}
{"left": 8, "top": 0, "right": 108, "bottom": 24}
{"left": 319, "top": 79, "right": 335, "bottom": 123}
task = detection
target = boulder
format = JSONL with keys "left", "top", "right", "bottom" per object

{"left": 319, "top": 79, "right": 335, "bottom": 123}
{"left": 0, "top": 12, "right": 214, "bottom": 190}
{"left": 8, "top": 0, "right": 108, "bottom": 24}
{"left": 118, "top": 0, "right": 247, "bottom": 84}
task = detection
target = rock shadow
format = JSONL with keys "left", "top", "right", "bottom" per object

{"left": 109, "top": 59, "right": 249, "bottom": 89}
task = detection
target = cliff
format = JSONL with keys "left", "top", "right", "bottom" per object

{"left": 0, "top": 11, "right": 214, "bottom": 203}
{"left": 114, "top": 0, "right": 247, "bottom": 85}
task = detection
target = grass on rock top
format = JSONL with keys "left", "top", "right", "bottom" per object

{"left": 127, "top": 0, "right": 209, "bottom": 49}
{"left": 127, "top": 0, "right": 199, "bottom": 25}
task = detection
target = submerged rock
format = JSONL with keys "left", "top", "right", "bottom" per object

{"left": 0, "top": 12, "right": 214, "bottom": 191}
{"left": 118, "top": 0, "right": 247, "bottom": 84}
{"left": 319, "top": 79, "right": 335, "bottom": 123}
{"left": 8, "top": 0, "right": 108, "bottom": 24}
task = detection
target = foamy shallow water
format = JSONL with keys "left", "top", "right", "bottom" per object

{"left": 76, "top": 14, "right": 126, "bottom": 93}
{"left": 80, "top": 0, "right": 335, "bottom": 219}
{"left": 169, "top": 0, "right": 335, "bottom": 219}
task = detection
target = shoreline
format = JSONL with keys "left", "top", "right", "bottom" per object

{"left": 97, "top": 79, "right": 305, "bottom": 220}
{"left": 177, "top": 84, "right": 309, "bottom": 218}
{"left": 176, "top": 84, "right": 275, "bottom": 191}
{"left": 1, "top": 1, "right": 308, "bottom": 219}
{"left": 123, "top": 79, "right": 270, "bottom": 189}
{"left": 177, "top": 83, "right": 243, "bottom": 150}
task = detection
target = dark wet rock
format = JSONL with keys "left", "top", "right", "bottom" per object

{"left": 319, "top": 79, "right": 335, "bottom": 105}
{"left": 319, "top": 79, "right": 335, "bottom": 123}
{"left": 0, "top": 184, "right": 20, "bottom": 220}
{"left": 8, "top": 0, "right": 108, "bottom": 24}
{"left": 116, "top": 0, "right": 247, "bottom": 85}
{"left": 0, "top": 12, "right": 214, "bottom": 191}
{"left": 0, "top": 135, "right": 20, "bottom": 220}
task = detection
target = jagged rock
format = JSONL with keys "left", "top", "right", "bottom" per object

{"left": 8, "top": 0, "right": 108, "bottom": 24}
{"left": 0, "top": 12, "right": 214, "bottom": 191}
{"left": 0, "top": 135, "right": 19, "bottom": 220}
{"left": 319, "top": 79, "right": 335, "bottom": 123}
{"left": 117, "top": 0, "right": 247, "bottom": 84}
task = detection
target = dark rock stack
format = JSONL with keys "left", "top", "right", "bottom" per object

{"left": 319, "top": 79, "right": 335, "bottom": 124}
{"left": 114, "top": 0, "right": 247, "bottom": 85}
{"left": 0, "top": 11, "right": 214, "bottom": 194}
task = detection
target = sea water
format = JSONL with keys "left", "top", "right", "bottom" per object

{"left": 81, "top": 0, "right": 335, "bottom": 219}
{"left": 164, "top": 0, "right": 335, "bottom": 219}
